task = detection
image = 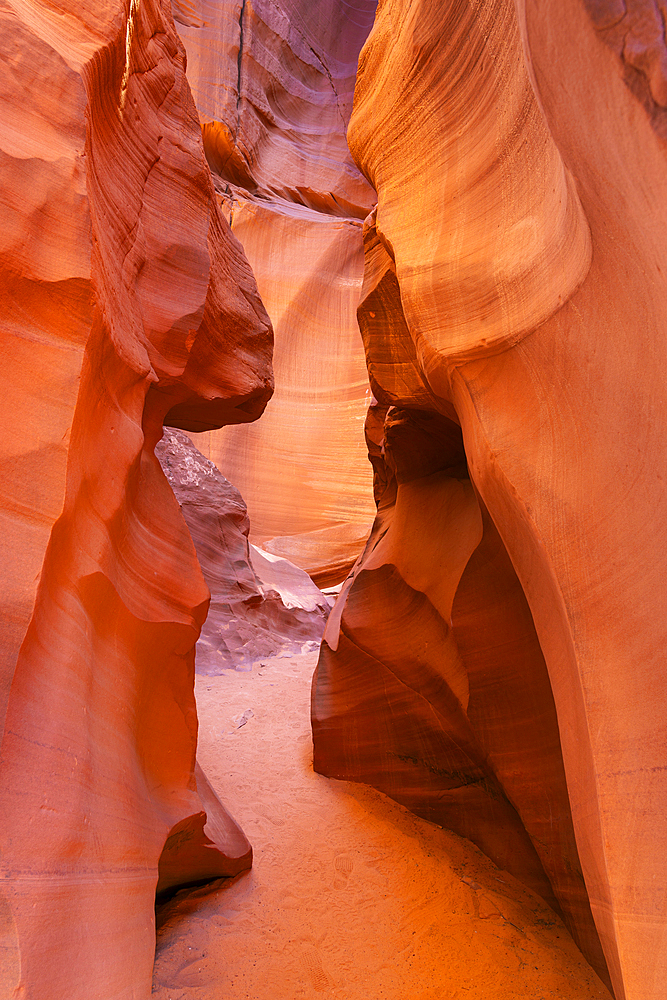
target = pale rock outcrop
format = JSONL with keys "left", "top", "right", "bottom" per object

{"left": 156, "top": 428, "right": 329, "bottom": 670}
{"left": 585, "top": 0, "right": 667, "bottom": 134}
{"left": 312, "top": 2, "right": 667, "bottom": 999}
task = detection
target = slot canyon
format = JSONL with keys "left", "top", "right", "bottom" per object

{"left": 0, "top": 0, "right": 666, "bottom": 998}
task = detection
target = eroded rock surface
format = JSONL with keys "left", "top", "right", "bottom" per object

{"left": 2, "top": 0, "right": 665, "bottom": 998}
{"left": 585, "top": 0, "right": 667, "bottom": 136}
{"left": 156, "top": 428, "right": 329, "bottom": 671}
{"left": 0, "top": 1, "right": 92, "bottom": 738}
{"left": 173, "top": 0, "right": 378, "bottom": 585}
{"left": 0, "top": 1, "right": 271, "bottom": 996}
{"left": 312, "top": 2, "right": 667, "bottom": 999}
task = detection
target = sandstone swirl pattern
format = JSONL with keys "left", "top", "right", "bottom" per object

{"left": 0, "top": 1, "right": 272, "bottom": 997}
{"left": 312, "top": 2, "right": 667, "bottom": 1000}
{"left": 173, "top": 0, "right": 379, "bottom": 585}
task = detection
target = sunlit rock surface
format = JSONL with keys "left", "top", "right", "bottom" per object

{"left": 156, "top": 429, "right": 329, "bottom": 671}
{"left": 0, "top": 2, "right": 91, "bottom": 739}
{"left": 174, "top": 0, "right": 378, "bottom": 585}
{"left": 312, "top": 2, "right": 667, "bottom": 999}
{"left": 1, "top": 0, "right": 665, "bottom": 998}
{"left": 0, "top": 1, "right": 271, "bottom": 996}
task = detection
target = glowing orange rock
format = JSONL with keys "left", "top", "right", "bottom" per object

{"left": 313, "top": 1, "right": 667, "bottom": 998}
{"left": 0, "top": 1, "right": 271, "bottom": 996}
{"left": 176, "top": 0, "right": 378, "bottom": 585}
{"left": 0, "top": 3, "right": 91, "bottom": 735}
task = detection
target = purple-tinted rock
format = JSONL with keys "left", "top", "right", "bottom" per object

{"left": 156, "top": 429, "right": 329, "bottom": 671}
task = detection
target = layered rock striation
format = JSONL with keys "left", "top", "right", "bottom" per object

{"left": 0, "top": 1, "right": 272, "bottom": 996}
{"left": 2, "top": 0, "right": 665, "bottom": 998}
{"left": 312, "top": 2, "right": 667, "bottom": 999}
{"left": 173, "top": 0, "right": 379, "bottom": 586}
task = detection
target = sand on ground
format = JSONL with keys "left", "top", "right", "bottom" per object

{"left": 152, "top": 651, "right": 613, "bottom": 1000}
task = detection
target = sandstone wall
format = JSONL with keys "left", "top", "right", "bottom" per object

{"left": 312, "top": 2, "right": 667, "bottom": 998}
{"left": 174, "top": 0, "right": 379, "bottom": 585}
{"left": 0, "top": 1, "right": 272, "bottom": 996}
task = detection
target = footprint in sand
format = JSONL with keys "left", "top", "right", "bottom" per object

{"left": 253, "top": 807, "right": 285, "bottom": 828}
{"left": 333, "top": 853, "right": 354, "bottom": 889}
{"left": 302, "top": 945, "right": 336, "bottom": 993}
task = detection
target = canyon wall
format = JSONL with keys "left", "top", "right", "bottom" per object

{"left": 174, "top": 0, "right": 379, "bottom": 586}
{"left": 1, "top": 0, "right": 665, "bottom": 997}
{"left": 0, "top": 1, "right": 272, "bottom": 996}
{"left": 156, "top": 428, "right": 329, "bottom": 670}
{"left": 312, "top": 2, "right": 667, "bottom": 999}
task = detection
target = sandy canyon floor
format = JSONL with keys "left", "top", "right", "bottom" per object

{"left": 152, "top": 651, "right": 612, "bottom": 1000}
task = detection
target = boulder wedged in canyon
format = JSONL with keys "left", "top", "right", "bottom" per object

{"left": 156, "top": 428, "right": 329, "bottom": 671}
{"left": 173, "top": 0, "right": 378, "bottom": 585}
{"left": 313, "top": 1, "right": 667, "bottom": 998}
{"left": 0, "top": 1, "right": 272, "bottom": 996}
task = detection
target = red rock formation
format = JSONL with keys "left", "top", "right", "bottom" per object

{"left": 0, "top": 1, "right": 271, "bottom": 996}
{"left": 174, "top": 0, "right": 379, "bottom": 585}
{"left": 312, "top": 2, "right": 667, "bottom": 999}
{"left": 3, "top": 0, "right": 664, "bottom": 996}
{"left": 156, "top": 428, "right": 329, "bottom": 670}
{"left": 0, "top": 2, "right": 91, "bottom": 736}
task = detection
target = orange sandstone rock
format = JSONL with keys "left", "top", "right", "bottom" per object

{"left": 0, "top": 2, "right": 91, "bottom": 734}
{"left": 0, "top": 1, "right": 271, "bottom": 996}
{"left": 176, "top": 0, "right": 378, "bottom": 584}
{"left": 313, "top": 2, "right": 667, "bottom": 999}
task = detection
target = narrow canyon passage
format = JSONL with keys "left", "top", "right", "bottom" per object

{"left": 1, "top": 0, "right": 666, "bottom": 997}
{"left": 152, "top": 651, "right": 611, "bottom": 1000}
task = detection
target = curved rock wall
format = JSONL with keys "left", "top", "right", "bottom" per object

{"left": 2, "top": 0, "right": 665, "bottom": 997}
{"left": 0, "top": 2, "right": 91, "bottom": 736}
{"left": 173, "top": 0, "right": 379, "bottom": 585}
{"left": 312, "top": 2, "right": 667, "bottom": 999}
{"left": 0, "top": 1, "right": 272, "bottom": 996}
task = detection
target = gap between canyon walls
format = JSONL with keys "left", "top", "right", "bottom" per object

{"left": 171, "top": 0, "right": 380, "bottom": 589}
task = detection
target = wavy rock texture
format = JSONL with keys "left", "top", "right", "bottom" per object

{"left": 172, "top": 0, "right": 378, "bottom": 585}
{"left": 312, "top": 2, "right": 667, "bottom": 999}
{"left": 0, "top": 1, "right": 272, "bottom": 997}
{"left": 156, "top": 429, "right": 329, "bottom": 671}
{"left": 0, "top": 1, "right": 91, "bottom": 738}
